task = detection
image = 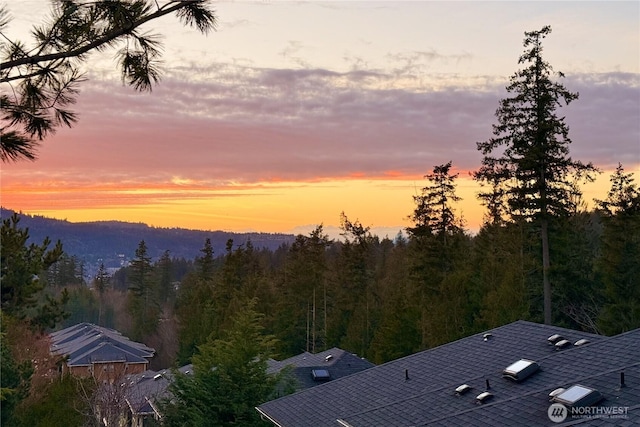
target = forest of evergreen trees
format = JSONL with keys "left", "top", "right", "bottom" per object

{"left": 15, "top": 160, "right": 639, "bottom": 371}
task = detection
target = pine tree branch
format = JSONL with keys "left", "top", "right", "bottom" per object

{"left": 0, "top": 1, "right": 204, "bottom": 73}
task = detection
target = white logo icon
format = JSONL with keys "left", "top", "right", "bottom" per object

{"left": 548, "top": 403, "right": 568, "bottom": 423}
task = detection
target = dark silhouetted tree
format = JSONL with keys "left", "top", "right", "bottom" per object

{"left": 127, "top": 240, "right": 159, "bottom": 340}
{"left": 407, "top": 162, "right": 472, "bottom": 347}
{"left": 474, "top": 25, "right": 598, "bottom": 324}
{"left": 595, "top": 165, "right": 640, "bottom": 334}
{"left": 273, "top": 225, "right": 331, "bottom": 356}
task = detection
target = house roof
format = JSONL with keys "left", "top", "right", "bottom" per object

{"left": 257, "top": 321, "right": 639, "bottom": 426}
{"left": 267, "top": 347, "right": 375, "bottom": 391}
{"left": 50, "top": 323, "right": 155, "bottom": 367}
{"left": 125, "top": 364, "right": 193, "bottom": 416}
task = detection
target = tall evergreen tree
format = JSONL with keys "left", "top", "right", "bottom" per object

{"left": 273, "top": 226, "right": 331, "bottom": 356}
{"left": 1, "top": 213, "right": 68, "bottom": 330}
{"left": 408, "top": 161, "right": 465, "bottom": 282}
{"left": 368, "top": 237, "right": 420, "bottom": 363}
{"left": 1, "top": 320, "right": 32, "bottom": 425}
{"left": 407, "top": 162, "right": 472, "bottom": 347}
{"left": 162, "top": 299, "right": 278, "bottom": 427}
{"left": 43, "top": 254, "right": 84, "bottom": 288}
{"left": 176, "top": 239, "right": 217, "bottom": 363}
{"left": 333, "top": 213, "right": 378, "bottom": 358}
{"left": 471, "top": 222, "right": 532, "bottom": 329}
{"left": 197, "top": 238, "right": 216, "bottom": 279}
{"left": 93, "top": 263, "right": 110, "bottom": 326}
{"left": 474, "top": 26, "right": 597, "bottom": 324}
{"left": 408, "top": 161, "right": 463, "bottom": 240}
{"left": 596, "top": 164, "right": 640, "bottom": 216}
{"left": 127, "top": 240, "right": 159, "bottom": 340}
{"left": 155, "top": 250, "right": 174, "bottom": 304}
{"left": 595, "top": 165, "right": 640, "bottom": 334}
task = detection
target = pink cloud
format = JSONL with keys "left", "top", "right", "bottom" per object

{"left": 3, "top": 64, "right": 638, "bottom": 189}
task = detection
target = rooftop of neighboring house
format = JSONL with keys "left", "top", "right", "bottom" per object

{"left": 257, "top": 320, "right": 640, "bottom": 427}
{"left": 267, "top": 347, "right": 376, "bottom": 391}
{"left": 124, "top": 365, "right": 193, "bottom": 417}
{"left": 50, "top": 323, "right": 155, "bottom": 367}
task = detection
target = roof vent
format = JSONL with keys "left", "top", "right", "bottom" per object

{"left": 311, "top": 369, "right": 331, "bottom": 381}
{"left": 551, "top": 384, "right": 603, "bottom": 407}
{"left": 455, "top": 384, "right": 472, "bottom": 395}
{"left": 502, "top": 359, "right": 540, "bottom": 382}
{"left": 325, "top": 354, "right": 333, "bottom": 362}
{"left": 476, "top": 391, "right": 493, "bottom": 404}
{"left": 574, "top": 339, "right": 590, "bottom": 346}
{"left": 548, "top": 334, "right": 564, "bottom": 345}
{"left": 153, "top": 373, "right": 163, "bottom": 381}
{"left": 483, "top": 333, "right": 493, "bottom": 341}
{"left": 555, "top": 339, "right": 571, "bottom": 350}
{"left": 548, "top": 387, "right": 566, "bottom": 401}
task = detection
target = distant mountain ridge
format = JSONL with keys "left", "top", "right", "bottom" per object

{"left": 1, "top": 208, "right": 295, "bottom": 269}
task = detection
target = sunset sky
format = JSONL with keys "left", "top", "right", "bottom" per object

{"left": 2, "top": 0, "right": 639, "bottom": 238}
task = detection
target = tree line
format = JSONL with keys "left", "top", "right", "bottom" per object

{"left": 3, "top": 158, "right": 637, "bottom": 425}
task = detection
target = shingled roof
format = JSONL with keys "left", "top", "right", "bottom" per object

{"left": 257, "top": 321, "right": 639, "bottom": 426}
{"left": 267, "top": 347, "right": 375, "bottom": 391}
{"left": 124, "top": 364, "right": 193, "bottom": 419}
{"left": 50, "top": 323, "right": 154, "bottom": 367}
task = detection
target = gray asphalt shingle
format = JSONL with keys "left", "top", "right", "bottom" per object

{"left": 267, "top": 347, "right": 375, "bottom": 391}
{"left": 50, "top": 322, "right": 155, "bottom": 367}
{"left": 257, "top": 321, "right": 639, "bottom": 427}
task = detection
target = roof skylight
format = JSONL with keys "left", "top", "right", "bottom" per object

{"left": 311, "top": 369, "right": 331, "bottom": 381}
{"left": 552, "top": 384, "right": 603, "bottom": 407}
{"left": 502, "top": 359, "right": 540, "bottom": 382}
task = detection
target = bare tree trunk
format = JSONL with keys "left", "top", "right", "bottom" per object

{"left": 312, "top": 288, "right": 316, "bottom": 353}
{"left": 306, "top": 301, "right": 310, "bottom": 353}
{"left": 541, "top": 219, "right": 551, "bottom": 324}
{"left": 324, "top": 281, "right": 328, "bottom": 351}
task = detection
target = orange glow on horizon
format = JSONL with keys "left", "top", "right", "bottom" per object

{"left": 2, "top": 168, "right": 628, "bottom": 236}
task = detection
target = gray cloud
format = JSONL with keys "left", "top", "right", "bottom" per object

{"left": 67, "top": 63, "right": 638, "bottom": 184}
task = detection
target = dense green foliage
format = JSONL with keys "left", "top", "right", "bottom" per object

{"left": 1, "top": 323, "right": 31, "bottom": 426}
{"left": 11, "top": 375, "right": 89, "bottom": 427}
{"left": 164, "top": 164, "right": 638, "bottom": 365}
{"left": 127, "top": 240, "right": 161, "bottom": 340}
{"left": 162, "top": 299, "right": 278, "bottom": 427}
{"left": 595, "top": 165, "right": 640, "bottom": 334}
{"left": 1, "top": 213, "right": 68, "bottom": 330}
